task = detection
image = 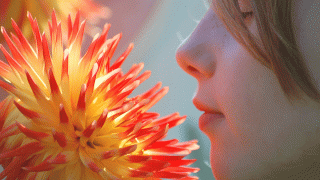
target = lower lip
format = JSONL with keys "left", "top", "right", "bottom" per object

{"left": 199, "top": 113, "right": 225, "bottom": 131}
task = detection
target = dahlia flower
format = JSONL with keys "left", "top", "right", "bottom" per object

{"left": 0, "top": 0, "right": 110, "bottom": 43}
{"left": 0, "top": 11, "right": 199, "bottom": 179}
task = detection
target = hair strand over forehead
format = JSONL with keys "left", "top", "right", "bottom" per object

{"left": 211, "top": 0, "right": 320, "bottom": 105}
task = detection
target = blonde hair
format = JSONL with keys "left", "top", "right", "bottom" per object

{"left": 211, "top": 0, "right": 320, "bottom": 105}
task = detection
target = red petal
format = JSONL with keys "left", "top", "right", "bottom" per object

{"left": 27, "top": 12, "right": 42, "bottom": 57}
{"left": 48, "top": 153, "right": 68, "bottom": 164}
{"left": 175, "top": 140, "right": 200, "bottom": 151}
{"left": 138, "top": 82, "right": 162, "bottom": 100}
{"left": 95, "top": 49, "right": 109, "bottom": 75}
{"left": 48, "top": 21, "right": 53, "bottom": 39}
{"left": 11, "top": 19, "right": 35, "bottom": 59}
{"left": 122, "top": 63, "right": 143, "bottom": 80}
{"left": 107, "top": 88, "right": 134, "bottom": 108}
{"left": 0, "top": 59, "right": 11, "bottom": 77}
{"left": 163, "top": 166, "right": 200, "bottom": 173}
{"left": 98, "top": 146, "right": 134, "bottom": 160}
{"left": 179, "top": 176, "right": 199, "bottom": 180}
{"left": 51, "top": 10, "right": 58, "bottom": 35}
{"left": 94, "top": 68, "right": 120, "bottom": 94}
{"left": 145, "top": 113, "right": 179, "bottom": 128}
{"left": 22, "top": 155, "right": 54, "bottom": 172}
{"left": 156, "top": 116, "right": 187, "bottom": 130}
{"left": 0, "top": 142, "right": 43, "bottom": 159}
{"left": 52, "top": 129, "right": 67, "bottom": 148}
{"left": 145, "top": 139, "right": 179, "bottom": 150}
{"left": 0, "top": 79, "right": 16, "bottom": 94}
{"left": 0, "top": 155, "right": 28, "bottom": 179}
{"left": 23, "top": 152, "right": 69, "bottom": 172}
{"left": 1, "top": 27, "right": 28, "bottom": 68}
{"left": 138, "top": 112, "right": 160, "bottom": 121}
{"left": 167, "top": 159, "right": 197, "bottom": 167}
{"left": 42, "top": 33, "right": 52, "bottom": 72}
{"left": 81, "top": 38, "right": 98, "bottom": 67}
{"left": 0, "top": 44, "right": 23, "bottom": 72}
{"left": 129, "top": 169, "right": 152, "bottom": 178}
{"left": 48, "top": 68, "right": 60, "bottom": 95}
{"left": 72, "top": 20, "right": 86, "bottom": 50}
{"left": 79, "top": 149, "right": 102, "bottom": 173}
{"left": 135, "top": 70, "right": 151, "bottom": 84}
{"left": 0, "top": 124, "right": 19, "bottom": 141}
{"left": 16, "top": 122, "right": 49, "bottom": 141}
{"left": 125, "top": 155, "right": 151, "bottom": 163}
{"left": 59, "top": 104, "right": 69, "bottom": 124}
{"left": 118, "top": 144, "right": 137, "bottom": 156}
{"left": 86, "top": 63, "right": 98, "bottom": 98}
{"left": 81, "top": 24, "right": 110, "bottom": 72}
{"left": 68, "top": 11, "right": 80, "bottom": 44}
{"left": 55, "top": 22, "right": 62, "bottom": 51}
{"left": 109, "top": 41, "right": 132, "bottom": 71}
{"left": 0, "top": 98, "right": 14, "bottom": 130}
{"left": 137, "top": 124, "right": 168, "bottom": 151}
{"left": 88, "top": 161, "right": 101, "bottom": 173}
{"left": 106, "top": 33, "right": 122, "bottom": 69}
{"left": 10, "top": 32, "right": 24, "bottom": 53}
{"left": 104, "top": 76, "right": 133, "bottom": 100}
{"left": 61, "top": 53, "right": 69, "bottom": 79}
{"left": 25, "top": 70, "right": 45, "bottom": 100}
{"left": 119, "top": 122, "right": 142, "bottom": 138}
{"left": 151, "top": 155, "right": 185, "bottom": 161}
{"left": 100, "top": 150, "right": 116, "bottom": 160}
{"left": 133, "top": 126, "right": 159, "bottom": 138}
{"left": 67, "top": 14, "right": 72, "bottom": 38}
{"left": 82, "top": 120, "right": 97, "bottom": 138}
{"left": 146, "top": 146, "right": 191, "bottom": 155}
{"left": 14, "top": 101, "right": 40, "bottom": 119}
{"left": 139, "top": 160, "right": 170, "bottom": 172}
{"left": 96, "top": 108, "right": 108, "bottom": 128}
{"left": 142, "top": 87, "right": 169, "bottom": 112}
{"left": 77, "top": 84, "right": 87, "bottom": 111}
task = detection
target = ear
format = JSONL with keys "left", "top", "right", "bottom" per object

{"left": 292, "top": 0, "right": 320, "bottom": 90}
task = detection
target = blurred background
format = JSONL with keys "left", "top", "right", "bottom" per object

{"left": 0, "top": 0, "right": 214, "bottom": 179}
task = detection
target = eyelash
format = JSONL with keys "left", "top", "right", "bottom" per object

{"left": 241, "top": 11, "right": 254, "bottom": 19}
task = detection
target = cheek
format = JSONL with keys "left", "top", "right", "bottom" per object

{"left": 207, "top": 39, "right": 304, "bottom": 178}
{"left": 213, "top": 40, "right": 292, "bottom": 146}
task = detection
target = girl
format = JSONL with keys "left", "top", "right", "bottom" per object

{"left": 176, "top": 0, "right": 320, "bottom": 179}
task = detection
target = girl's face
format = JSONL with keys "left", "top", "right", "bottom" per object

{"left": 176, "top": 0, "right": 320, "bottom": 179}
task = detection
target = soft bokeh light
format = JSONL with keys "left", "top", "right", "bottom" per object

{"left": 0, "top": 0, "right": 110, "bottom": 43}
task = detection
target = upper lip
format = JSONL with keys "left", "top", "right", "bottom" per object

{"left": 193, "top": 98, "right": 224, "bottom": 115}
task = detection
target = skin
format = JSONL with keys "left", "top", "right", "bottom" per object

{"left": 176, "top": 0, "right": 320, "bottom": 179}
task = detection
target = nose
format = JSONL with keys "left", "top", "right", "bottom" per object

{"left": 176, "top": 10, "right": 218, "bottom": 80}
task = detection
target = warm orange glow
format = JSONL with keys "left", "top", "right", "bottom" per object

{"left": 0, "top": 0, "right": 110, "bottom": 43}
{"left": 0, "top": 11, "right": 199, "bottom": 179}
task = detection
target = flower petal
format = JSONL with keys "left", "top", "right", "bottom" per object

{"left": 0, "top": 142, "right": 43, "bottom": 160}
{"left": 16, "top": 122, "right": 49, "bottom": 141}
{"left": 79, "top": 149, "right": 101, "bottom": 173}
{"left": 0, "top": 155, "right": 28, "bottom": 179}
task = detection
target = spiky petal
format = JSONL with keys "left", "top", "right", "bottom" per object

{"left": 0, "top": 11, "right": 199, "bottom": 179}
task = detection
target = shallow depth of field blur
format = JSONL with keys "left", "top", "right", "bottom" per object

{"left": 0, "top": 0, "right": 214, "bottom": 179}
